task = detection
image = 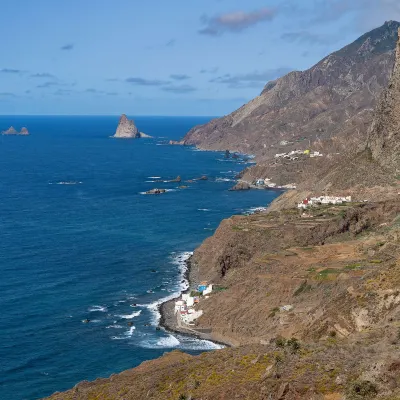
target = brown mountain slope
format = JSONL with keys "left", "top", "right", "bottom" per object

{"left": 182, "top": 21, "right": 400, "bottom": 160}
{"left": 45, "top": 200, "right": 400, "bottom": 400}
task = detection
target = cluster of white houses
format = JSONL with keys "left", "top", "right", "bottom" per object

{"left": 174, "top": 282, "right": 213, "bottom": 325}
{"left": 298, "top": 196, "right": 352, "bottom": 209}
{"left": 254, "top": 178, "right": 297, "bottom": 190}
{"left": 274, "top": 150, "right": 323, "bottom": 161}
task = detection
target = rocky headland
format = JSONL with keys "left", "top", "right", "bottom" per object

{"left": 1, "top": 126, "right": 29, "bottom": 135}
{"left": 44, "top": 23, "right": 400, "bottom": 400}
{"left": 112, "top": 114, "right": 152, "bottom": 139}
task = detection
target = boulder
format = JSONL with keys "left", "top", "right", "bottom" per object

{"left": 229, "top": 181, "right": 251, "bottom": 191}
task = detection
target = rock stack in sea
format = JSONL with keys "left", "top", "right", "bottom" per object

{"left": 1, "top": 126, "right": 29, "bottom": 135}
{"left": 113, "top": 114, "right": 151, "bottom": 139}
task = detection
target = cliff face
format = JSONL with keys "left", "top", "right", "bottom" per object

{"left": 368, "top": 28, "right": 400, "bottom": 171}
{"left": 182, "top": 21, "right": 400, "bottom": 159}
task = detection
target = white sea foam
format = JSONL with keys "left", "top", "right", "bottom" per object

{"left": 88, "top": 305, "right": 108, "bottom": 312}
{"left": 137, "top": 251, "right": 192, "bottom": 325}
{"left": 243, "top": 207, "right": 268, "bottom": 215}
{"left": 148, "top": 176, "right": 161, "bottom": 179}
{"left": 106, "top": 324, "right": 124, "bottom": 329}
{"left": 117, "top": 310, "right": 142, "bottom": 319}
{"left": 140, "top": 333, "right": 223, "bottom": 350}
{"left": 198, "top": 208, "right": 211, "bottom": 212}
{"left": 53, "top": 181, "right": 83, "bottom": 185}
{"left": 215, "top": 177, "right": 234, "bottom": 182}
{"left": 157, "top": 335, "right": 180, "bottom": 347}
{"left": 110, "top": 325, "right": 136, "bottom": 340}
{"left": 126, "top": 326, "right": 136, "bottom": 336}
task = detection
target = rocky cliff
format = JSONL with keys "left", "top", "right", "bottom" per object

{"left": 113, "top": 114, "right": 151, "bottom": 139}
{"left": 1, "top": 126, "right": 29, "bottom": 135}
{"left": 368, "top": 28, "right": 400, "bottom": 172}
{"left": 182, "top": 21, "right": 400, "bottom": 160}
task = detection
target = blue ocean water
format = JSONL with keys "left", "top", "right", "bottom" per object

{"left": 0, "top": 116, "right": 280, "bottom": 400}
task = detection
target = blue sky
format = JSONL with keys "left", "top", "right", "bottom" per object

{"left": 1, "top": 0, "right": 400, "bottom": 116}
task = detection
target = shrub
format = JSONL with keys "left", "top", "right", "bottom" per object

{"left": 287, "top": 338, "right": 301, "bottom": 353}
{"left": 346, "top": 380, "right": 378, "bottom": 399}
{"left": 275, "top": 337, "right": 286, "bottom": 347}
{"left": 293, "top": 281, "right": 312, "bottom": 296}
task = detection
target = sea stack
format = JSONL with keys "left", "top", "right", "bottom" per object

{"left": 1, "top": 126, "right": 30, "bottom": 135}
{"left": 368, "top": 27, "right": 400, "bottom": 171}
{"left": 113, "top": 114, "right": 151, "bottom": 139}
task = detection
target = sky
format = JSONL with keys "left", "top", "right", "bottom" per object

{"left": 1, "top": 0, "right": 400, "bottom": 116}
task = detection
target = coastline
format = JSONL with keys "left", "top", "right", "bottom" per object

{"left": 158, "top": 255, "right": 234, "bottom": 348}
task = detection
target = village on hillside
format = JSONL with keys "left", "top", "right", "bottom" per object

{"left": 174, "top": 282, "right": 213, "bottom": 326}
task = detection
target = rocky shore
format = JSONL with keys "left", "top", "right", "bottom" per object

{"left": 158, "top": 256, "right": 234, "bottom": 347}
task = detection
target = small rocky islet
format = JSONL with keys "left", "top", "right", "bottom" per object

{"left": 1, "top": 126, "right": 29, "bottom": 135}
{"left": 112, "top": 114, "right": 152, "bottom": 139}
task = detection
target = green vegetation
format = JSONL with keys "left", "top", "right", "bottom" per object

{"left": 269, "top": 307, "right": 280, "bottom": 318}
{"left": 190, "top": 291, "right": 202, "bottom": 297}
{"left": 293, "top": 281, "right": 312, "bottom": 296}
{"left": 346, "top": 380, "right": 378, "bottom": 399}
{"left": 370, "top": 259, "right": 383, "bottom": 264}
{"left": 316, "top": 268, "right": 341, "bottom": 279}
{"left": 287, "top": 338, "right": 301, "bottom": 353}
{"left": 213, "top": 286, "right": 228, "bottom": 292}
{"left": 344, "top": 263, "right": 362, "bottom": 270}
{"left": 275, "top": 337, "right": 286, "bottom": 347}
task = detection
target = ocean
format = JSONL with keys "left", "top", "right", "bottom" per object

{"left": 0, "top": 116, "right": 281, "bottom": 400}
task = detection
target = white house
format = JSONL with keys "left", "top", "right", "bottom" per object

{"left": 202, "top": 284, "right": 213, "bottom": 296}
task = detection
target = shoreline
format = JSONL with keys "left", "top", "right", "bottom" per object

{"left": 158, "top": 256, "right": 233, "bottom": 348}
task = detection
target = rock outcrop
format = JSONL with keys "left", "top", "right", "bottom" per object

{"left": 368, "top": 27, "right": 400, "bottom": 171}
{"left": 1, "top": 126, "right": 29, "bottom": 135}
{"left": 180, "top": 21, "right": 400, "bottom": 160}
{"left": 145, "top": 188, "right": 166, "bottom": 195}
{"left": 229, "top": 181, "right": 250, "bottom": 191}
{"left": 113, "top": 114, "right": 151, "bottom": 139}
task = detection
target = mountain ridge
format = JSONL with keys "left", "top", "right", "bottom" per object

{"left": 181, "top": 21, "right": 400, "bottom": 162}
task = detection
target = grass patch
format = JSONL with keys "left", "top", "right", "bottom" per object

{"left": 293, "top": 281, "right": 312, "bottom": 296}
{"left": 269, "top": 307, "right": 280, "bottom": 318}
{"left": 232, "top": 225, "right": 244, "bottom": 231}
{"left": 370, "top": 259, "right": 383, "bottom": 264}
{"left": 316, "top": 268, "right": 341, "bottom": 280}
{"left": 344, "top": 264, "right": 362, "bottom": 270}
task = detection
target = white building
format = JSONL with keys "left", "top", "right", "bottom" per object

{"left": 202, "top": 285, "right": 213, "bottom": 296}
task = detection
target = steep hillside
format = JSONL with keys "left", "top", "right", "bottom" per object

{"left": 368, "top": 28, "right": 400, "bottom": 171}
{"left": 182, "top": 21, "right": 400, "bottom": 160}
